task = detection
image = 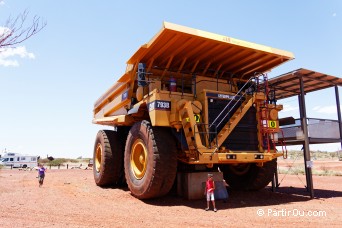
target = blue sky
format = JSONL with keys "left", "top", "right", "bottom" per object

{"left": 0, "top": 0, "right": 341, "bottom": 158}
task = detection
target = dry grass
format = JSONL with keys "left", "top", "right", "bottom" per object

{"left": 283, "top": 150, "right": 341, "bottom": 161}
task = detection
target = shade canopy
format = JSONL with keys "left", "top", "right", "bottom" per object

{"left": 268, "top": 68, "right": 342, "bottom": 100}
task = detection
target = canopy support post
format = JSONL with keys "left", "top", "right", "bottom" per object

{"left": 298, "top": 75, "right": 314, "bottom": 199}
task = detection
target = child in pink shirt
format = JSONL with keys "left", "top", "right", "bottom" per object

{"left": 204, "top": 174, "right": 217, "bottom": 212}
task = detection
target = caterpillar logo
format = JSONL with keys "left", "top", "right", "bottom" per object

{"left": 186, "top": 114, "right": 201, "bottom": 123}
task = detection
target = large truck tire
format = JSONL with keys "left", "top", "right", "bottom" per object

{"left": 124, "top": 120, "right": 177, "bottom": 199}
{"left": 93, "top": 129, "right": 125, "bottom": 187}
{"left": 222, "top": 159, "right": 277, "bottom": 190}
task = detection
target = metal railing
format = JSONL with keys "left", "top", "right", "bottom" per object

{"left": 279, "top": 118, "right": 341, "bottom": 139}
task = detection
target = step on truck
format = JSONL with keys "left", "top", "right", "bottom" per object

{"left": 92, "top": 22, "right": 294, "bottom": 199}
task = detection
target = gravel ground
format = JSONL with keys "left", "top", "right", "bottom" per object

{"left": 0, "top": 164, "right": 341, "bottom": 228}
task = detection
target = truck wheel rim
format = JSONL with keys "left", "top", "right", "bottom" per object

{"left": 95, "top": 143, "right": 102, "bottom": 173}
{"left": 131, "top": 139, "right": 147, "bottom": 179}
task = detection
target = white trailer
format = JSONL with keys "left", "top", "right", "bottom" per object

{"left": 0, "top": 153, "right": 38, "bottom": 168}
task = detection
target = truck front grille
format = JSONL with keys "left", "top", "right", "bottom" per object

{"left": 208, "top": 98, "right": 258, "bottom": 151}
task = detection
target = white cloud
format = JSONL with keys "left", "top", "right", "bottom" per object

{"left": 332, "top": 13, "right": 337, "bottom": 17}
{"left": 0, "top": 1, "right": 5, "bottom": 6}
{"left": 0, "top": 58, "right": 19, "bottom": 67}
{"left": 312, "top": 106, "right": 320, "bottom": 111}
{"left": 0, "top": 46, "right": 35, "bottom": 67}
{"left": 312, "top": 105, "right": 341, "bottom": 114}
{"left": 282, "top": 104, "right": 299, "bottom": 112}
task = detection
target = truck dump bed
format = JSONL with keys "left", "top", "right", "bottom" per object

{"left": 128, "top": 22, "right": 294, "bottom": 79}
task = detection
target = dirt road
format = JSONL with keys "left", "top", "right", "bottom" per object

{"left": 0, "top": 168, "right": 341, "bottom": 227}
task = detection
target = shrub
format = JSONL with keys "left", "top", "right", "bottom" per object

{"left": 38, "top": 158, "right": 66, "bottom": 167}
{"left": 291, "top": 166, "right": 305, "bottom": 175}
{"left": 68, "top": 159, "right": 78, "bottom": 163}
{"left": 278, "top": 165, "right": 305, "bottom": 175}
{"left": 320, "top": 165, "right": 330, "bottom": 175}
{"left": 37, "top": 158, "right": 83, "bottom": 166}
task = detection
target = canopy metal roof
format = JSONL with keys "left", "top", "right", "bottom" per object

{"left": 269, "top": 68, "right": 342, "bottom": 100}
{"left": 127, "top": 22, "right": 294, "bottom": 80}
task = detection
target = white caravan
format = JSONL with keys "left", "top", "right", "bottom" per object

{"left": 0, "top": 153, "right": 38, "bottom": 168}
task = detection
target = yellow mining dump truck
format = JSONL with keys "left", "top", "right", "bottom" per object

{"left": 92, "top": 22, "right": 294, "bottom": 199}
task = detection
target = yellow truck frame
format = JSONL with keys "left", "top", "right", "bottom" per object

{"left": 92, "top": 22, "right": 294, "bottom": 199}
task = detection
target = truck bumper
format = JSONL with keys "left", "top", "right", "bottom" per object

{"left": 186, "top": 151, "right": 283, "bottom": 164}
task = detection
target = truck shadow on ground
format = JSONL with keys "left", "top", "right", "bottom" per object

{"left": 142, "top": 187, "right": 342, "bottom": 210}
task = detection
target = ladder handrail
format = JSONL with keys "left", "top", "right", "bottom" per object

{"left": 194, "top": 123, "right": 217, "bottom": 149}
{"left": 210, "top": 76, "right": 257, "bottom": 129}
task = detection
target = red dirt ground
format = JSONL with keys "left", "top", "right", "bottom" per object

{"left": 0, "top": 164, "right": 341, "bottom": 227}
